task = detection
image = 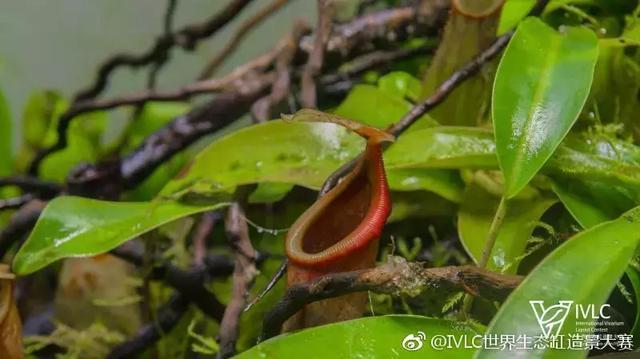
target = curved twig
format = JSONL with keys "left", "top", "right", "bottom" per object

{"left": 0, "top": 194, "right": 35, "bottom": 212}
{"left": 199, "top": 0, "right": 293, "bottom": 79}
{"left": 28, "top": 0, "right": 257, "bottom": 176}
{"left": 261, "top": 257, "right": 523, "bottom": 339}
{"left": 318, "top": 0, "right": 551, "bottom": 195}
{"left": 0, "top": 176, "right": 63, "bottom": 197}
{"left": 301, "top": 0, "right": 333, "bottom": 109}
{"left": 76, "top": 0, "right": 255, "bottom": 102}
{"left": 0, "top": 201, "right": 45, "bottom": 259}
{"left": 217, "top": 203, "right": 257, "bottom": 358}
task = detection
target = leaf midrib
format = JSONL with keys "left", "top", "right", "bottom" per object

{"left": 507, "top": 31, "right": 563, "bottom": 196}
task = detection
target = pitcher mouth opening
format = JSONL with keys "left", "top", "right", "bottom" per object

{"left": 285, "top": 154, "right": 389, "bottom": 269}
{"left": 453, "top": 0, "right": 504, "bottom": 19}
{"left": 282, "top": 109, "right": 393, "bottom": 270}
{"left": 302, "top": 169, "right": 370, "bottom": 255}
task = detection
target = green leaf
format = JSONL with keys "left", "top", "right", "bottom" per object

{"left": 548, "top": 141, "right": 640, "bottom": 196}
{"left": 17, "top": 91, "right": 107, "bottom": 182}
{"left": 21, "top": 91, "right": 62, "bottom": 148}
{"left": 333, "top": 84, "right": 435, "bottom": 130}
{"left": 160, "top": 121, "right": 364, "bottom": 197}
{"left": 377, "top": 71, "right": 422, "bottom": 102}
{"left": 476, "top": 206, "right": 640, "bottom": 358}
{"left": 552, "top": 179, "right": 636, "bottom": 228}
{"left": 248, "top": 183, "right": 295, "bottom": 204}
{"left": 385, "top": 127, "right": 498, "bottom": 170}
{"left": 12, "top": 196, "right": 228, "bottom": 275}
{"left": 551, "top": 135, "right": 640, "bottom": 228}
{"left": 389, "top": 191, "right": 457, "bottom": 222}
{"left": 498, "top": 0, "right": 536, "bottom": 35}
{"left": 0, "top": 89, "right": 11, "bottom": 177}
{"left": 625, "top": 267, "right": 640, "bottom": 340}
{"left": 493, "top": 18, "right": 598, "bottom": 198}
{"left": 459, "top": 182, "right": 556, "bottom": 273}
{"left": 387, "top": 169, "right": 464, "bottom": 203}
{"left": 586, "top": 39, "right": 640, "bottom": 140}
{"left": 160, "top": 121, "right": 461, "bottom": 202}
{"left": 237, "top": 315, "right": 481, "bottom": 359}
{"left": 161, "top": 120, "right": 640, "bottom": 209}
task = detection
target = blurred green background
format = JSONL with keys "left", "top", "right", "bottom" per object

{"left": 0, "top": 0, "right": 316, "bottom": 148}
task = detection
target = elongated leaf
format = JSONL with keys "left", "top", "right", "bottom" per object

{"left": 160, "top": 121, "right": 462, "bottom": 202}
{"left": 459, "top": 182, "right": 556, "bottom": 273}
{"left": 551, "top": 134, "right": 640, "bottom": 228}
{"left": 589, "top": 38, "right": 640, "bottom": 141}
{"left": 625, "top": 267, "right": 640, "bottom": 340}
{"left": 548, "top": 144, "right": 640, "bottom": 196}
{"left": 377, "top": 71, "right": 422, "bottom": 102}
{"left": 498, "top": 0, "right": 535, "bottom": 35}
{"left": 384, "top": 127, "right": 498, "bottom": 170}
{"left": 493, "top": 17, "right": 598, "bottom": 198}
{"left": 476, "top": 206, "right": 640, "bottom": 358}
{"left": 248, "top": 183, "right": 295, "bottom": 204}
{"left": 333, "top": 84, "right": 435, "bottom": 130}
{"left": 387, "top": 169, "right": 464, "bottom": 203}
{"left": 552, "top": 179, "right": 636, "bottom": 229}
{"left": 160, "top": 121, "right": 363, "bottom": 197}
{"left": 237, "top": 315, "right": 481, "bottom": 359}
{"left": 17, "top": 91, "right": 107, "bottom": 182}
{"left": 0, "top": 90, "right": 11, "bottom": 177}
{"left": 388, "top": 128, "right": 640, "bottom": 194}
{"left": 161, "top": 121, "right": 640, "bottom": 207}
{"left": 12, "top": 196, "right": 228, "bottom": 275}
{"left": 0, "top": 90, "right": 14, "bottom": 228}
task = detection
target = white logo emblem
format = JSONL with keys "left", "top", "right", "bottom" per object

{"left": 401, "top": 331, "right": 426, "bottom": 351}
{"left": 530, "top": 300, "right": 573, "bottom": 337}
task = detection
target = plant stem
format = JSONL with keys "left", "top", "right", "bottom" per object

{"left": 461, "top": 195, "right": 509, "bottom": 316}
{"left": 479, "top": 195, "right": 509, "bottom": 268}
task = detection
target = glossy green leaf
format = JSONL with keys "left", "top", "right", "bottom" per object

{"left": 161, "top": 120, "right": 640, "bottom": 208}
{"left": 160, "top": 120, "right": 461, "bottom": 202}
{"left": 160, "top": 121, "right": 364, "bottom": 197}
{"left": 12, "top": 196, "right": 228, "bottom": 275}
{"left": 552, "top": 179, "right": 636, "bottom": 228}
{"left": 377, "top": 71, "right": 422, "bottom": 102}
{"left": 476, "top": 206, "right": 640, "bottom": 359}
{"left": 459, "top": 182, "right": 556, "bottom": 273}
{"left": 333, "top": 84, "right": 435, "bottom": 130}
{"left": 551, "top": 136, "right": 640, "bottom": 228}
{"left": 493, "top": 17, "right": 598, "bottom": 198}
{"left": 387, "top": 169, "right": 464, "bottom": 203}
{"left": 625, "top": 267, "right": 640, "bottom": 340}
{"left": 248, "top": 183, "right": 295, "bottom": 204}
{"left": 548, "top": 143, "right": 640, "bottom": 196}
{"left": 384, "top": 127, "right": 498, "bottom": 170}
{"left": 237, "top": 315, "right": 481, "bottom": 359}
{"left": 498, "top": 0, "right": 536, "bottom": 35}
